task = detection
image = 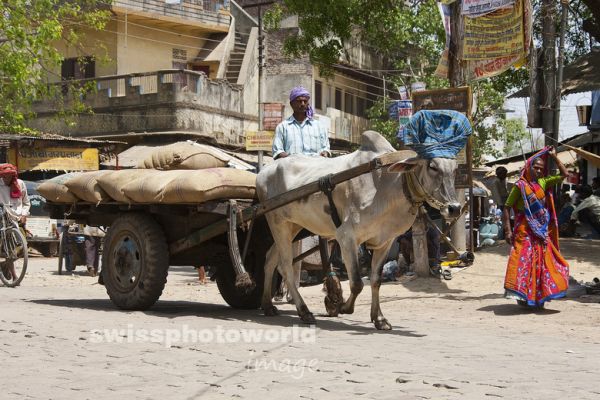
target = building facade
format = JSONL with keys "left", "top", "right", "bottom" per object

{"left": 29, "top": 0, "right": 390, "bottom": 151}
{"left": 29, "top": 0, "right": 260, "bottom": 147}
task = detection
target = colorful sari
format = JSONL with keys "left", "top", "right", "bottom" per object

{"left": 504, "top": 147, "right": 569, "bottom": 307}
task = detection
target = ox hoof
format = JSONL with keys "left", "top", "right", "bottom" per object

{"left": 339, "top": 303, "right": 355, "bottom": 315}
{"left": 374, "top": 318, "right": 392, "bottom": 331}
{"left": 324, "top": 296, "right": 340, "bottom": 317}
{"left": 263, "top": 305, "right": 279, "bottom": 316}
{"left": 300, "top": 312, "right": 316, "bottom": 325}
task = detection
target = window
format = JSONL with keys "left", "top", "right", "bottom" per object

{"left": 357, "top": 97, "right": 366, "bottom": 117}
{"left": 335, "top": 88, "right": 342, "bottom": 110}
{"left": 61, "top": 57, "right": 95, "bottom": 80}
{"left": 314, "top": 80, "right": 322, "bottom": 110}
{"left": 344, "top": 92, "right": 354, "bottom": 114}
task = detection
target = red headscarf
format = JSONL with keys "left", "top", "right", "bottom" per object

{"left": 0, "top": 163, "right": 21, "bottom": 199}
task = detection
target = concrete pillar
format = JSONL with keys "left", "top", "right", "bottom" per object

{"left": 450, "top": 189, "right": 467, "bottom": 252}
{"left": 412, "top": 210, "right": 430, "bottom": 278}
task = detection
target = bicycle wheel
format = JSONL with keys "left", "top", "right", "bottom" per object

{"left": 0, "top": 227, "right": 28, "bottom": 287}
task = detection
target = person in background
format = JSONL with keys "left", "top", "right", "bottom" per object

{"left": 592, "top": 177, "right": 600, "bottom": 196}
{"left": 194, "top": 266, "right": 207, "bottom": 284}
{"left": 0, "top": 163, "right": 30, "bottom": 283}
{"left": 502, "top": 146, "right": 569, "bottom": 308}
{"left": 0, "top": 163, "right": 30, "bottom": 227}
{"left": 570, "top": 185, "right": 600, "bottom": 237}
{"left": 83, "top": 225, "right": 104, "bottom": 277}
{"left": 557, "top": 193, "right": 576, "bottom": 237}
{"left": 491, "top": 166, "right": 511, "bottom": 212}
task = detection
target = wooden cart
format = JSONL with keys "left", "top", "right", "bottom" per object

{"left": 45, "top": 151, "right": 409, "bottom": 311}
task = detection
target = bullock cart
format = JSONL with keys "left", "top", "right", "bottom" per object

{"left": 45, "top": 151, "right": 411, "bottom": 311}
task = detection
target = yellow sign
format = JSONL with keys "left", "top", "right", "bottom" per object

{"left": 9, "top": 147, "right": 99, "bottom": 171}
{"left": 463, "top": 0, "right": 524, "bottom": 60}
{"left": 245, "top": 131, "right": 274, "bottom": 152}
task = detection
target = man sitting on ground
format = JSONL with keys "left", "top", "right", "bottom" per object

{"left": 570, "top": 185, "right": 600, "bottom": 237}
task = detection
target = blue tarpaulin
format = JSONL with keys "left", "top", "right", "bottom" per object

{"left": 397, "top": 110, "right": 472, "bottom": 159}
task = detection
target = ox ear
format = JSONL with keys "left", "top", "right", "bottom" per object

{"left": 387, "top": 157, "right": 419, "bottom": 173}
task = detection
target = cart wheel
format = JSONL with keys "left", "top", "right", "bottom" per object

{"left": 0, "top": 227, "right": 28, "bottom": 287}
{"left": 102, "top": 213, "right": 169, "bottom": 310}
{"left": 216, "top": 219, "right": 273, "bottom": 309}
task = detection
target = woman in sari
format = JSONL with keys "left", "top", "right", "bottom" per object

{"left": 502, "top": 146, "right": 570, "bottom": 308}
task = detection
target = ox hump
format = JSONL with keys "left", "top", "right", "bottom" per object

{"left": 359, "top": 131, "right": 395, "bottom": 153}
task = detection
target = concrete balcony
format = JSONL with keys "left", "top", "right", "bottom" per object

{"left": 29, "top": 70, "right": 258, "bottom": 146}
{"left": 112, "top": 0, "right": 231, "bottom": 33}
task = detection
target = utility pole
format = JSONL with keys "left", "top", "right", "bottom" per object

{"left": 448, "top": 2, "right": 468, "bottom": 253}
{"left": 241, "top": 1, "right": 275, "bottom": 172}
{"left": 554, "top": 0, "right": 569, "bottom": 145}
{"left": 542, "top": 0, "right": 558, "bottom": 148}
{"left": 257, "top": 5, "right": 265, "bottom": 172}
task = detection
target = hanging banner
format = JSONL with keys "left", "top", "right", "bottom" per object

{"left": 434, "top": 2, "right": 452, "bottom": 78}
{"left": 464, "top": 0, "right": 531, "bottom": 81}
{"left": 463, "top": 0, "right": 524, "bottom": 61}
{"left": 461, "top": 0, "right": 515, "bottom": 17}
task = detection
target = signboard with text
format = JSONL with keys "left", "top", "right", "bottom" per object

{"left": 9, "top": 147, "right": 99, "bottom": 171}
{"left": 245, "top": 131, "right": 275, "bottom": 152}
{"left": 412, "top": 87, "right": 473, "bottom": 189}
{"left": 262, "top": 103, "right": 285, "bottom": 131}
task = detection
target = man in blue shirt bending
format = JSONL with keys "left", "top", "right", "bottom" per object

{"left": 272, "top": 86, "right": 331, "bottom": 159}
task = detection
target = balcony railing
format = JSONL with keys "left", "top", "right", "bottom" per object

{"left": 113, "top": 0, "right": 230, "bottom": 26}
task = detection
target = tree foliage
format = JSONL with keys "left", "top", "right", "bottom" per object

{"left": 266, "top": 0, "right": 596, "bottom": 163}
{"left": 0, "top": 0, "right": 110, "bottom": 134}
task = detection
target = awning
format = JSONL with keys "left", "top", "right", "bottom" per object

{"left": 484, "top": 150, "right": 579, "bottom": 178}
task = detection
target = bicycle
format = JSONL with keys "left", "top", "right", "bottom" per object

{"left": 0, "top": 204, "right": 28, "bottom": 287}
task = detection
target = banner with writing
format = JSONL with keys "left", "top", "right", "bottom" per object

{"left": 9, "top": 147, "right": 99, "bottom": 171}
{"left": 463, "top": 0, "right": 524, "bottom": 61}
{"left": 462, "top": 0, "right": 515, "bottom": 17}
{"left": 464, "top": 0, "right": 531, "bottom": 81}
{"left": 434, "top": 2, "right": 452, "bottom": 78}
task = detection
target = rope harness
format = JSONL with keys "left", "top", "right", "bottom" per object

{"left": 318, "top": 167, "right": 445, "bottom": 227}
{"left": 318, "top": 174, "right": 342, "bottom": 228}
{"left": 403, "top": 171, "right": 446, "bottom": 213}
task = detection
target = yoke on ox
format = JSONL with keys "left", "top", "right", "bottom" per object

{"left": 257, "top": 131, "right": 462, "bottom": 330}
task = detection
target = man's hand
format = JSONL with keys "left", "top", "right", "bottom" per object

{"left": 504, "top": 230, "right": 513, "bottom": 246}
{"left": 548, "top": 146, "right": 557, "bottom": 158}
{"left": 19, "top": 216, "right": 27, "bottom": 225}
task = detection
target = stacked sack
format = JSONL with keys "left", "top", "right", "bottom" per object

{"left": 38, "top": 142, "right": 257, "bottom": 205}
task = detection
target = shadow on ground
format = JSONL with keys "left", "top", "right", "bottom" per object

{"left": 477, "top": 303, "right": 561, "bottom": 316}
{"left": 30, "top": 298, "right": 425, "bottom": 337}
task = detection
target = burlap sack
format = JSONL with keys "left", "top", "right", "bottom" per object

{"left": 96, "top": 169, "right": 157, "bottom": 203}
{"left": 64, "top": 171, "right": 112, "bottom": 203}
{"left": 37, "top": 173, "right": 79, "bottom": 203}
{"left": 138, "top": 142, "right": 231, "bottom": 170}
{"left": 121, "top": 170, "right": 186, "bottom": 203}
{"left": 160, "top": 168, "right": 256, "bottom": 204}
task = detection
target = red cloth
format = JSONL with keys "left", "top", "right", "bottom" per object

{"left": 0, "top": 163, "right": 21, "bottom": 199}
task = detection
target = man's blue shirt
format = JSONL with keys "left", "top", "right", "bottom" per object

{"left": 272, "top": 116, "right": 330, "bottom": 158}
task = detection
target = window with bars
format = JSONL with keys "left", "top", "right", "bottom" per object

{"left": 314, "top": 80, "right": 322, "bottom": 110}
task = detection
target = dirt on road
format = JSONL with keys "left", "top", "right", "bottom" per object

{"left": 2, "top": 238, "right": 600, "bottom": 399}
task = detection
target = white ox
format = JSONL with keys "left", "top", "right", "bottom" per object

{"left": 256, "top": 131, "right": 461, "bottom": 330}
